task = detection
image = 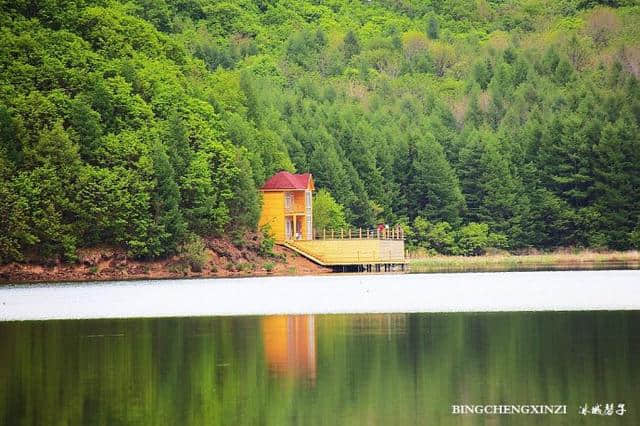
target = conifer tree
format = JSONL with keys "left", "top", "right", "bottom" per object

{"left": 407, "top": 132, "right": 464, "bottom": 225}
{"left": 427, "top": 16, "right": 439, "bottom": 40}
{"left": 150, "top": 140, "right": 186, "bottom": 256}
{"left": 458, "top": 129, "right": 525, "bottom": 245}
{"left": 343, "top": 30, "right": 361, "bottom": 61}
{"left": 593, "top": 115, "right": 640, "bottom": 248}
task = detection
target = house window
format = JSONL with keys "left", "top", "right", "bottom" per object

{"left": 305, "top": 190, "right": 312, "bottom": 210}
{"left": 285, "top": 192, "right": 293, "bottom": 210}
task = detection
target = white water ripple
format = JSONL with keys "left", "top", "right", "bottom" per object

{"left": 1, "top": 270, "right": 639, "bottom": 321}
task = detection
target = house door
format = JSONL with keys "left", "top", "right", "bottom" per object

{"left": 306, "top": 215, "right": 312, "bottom": 240}
{"left": 285, "top": 217, "right": 293, "bottom": 240}
{"left": 296, "top": 217, "right": 304, "bottom": 240}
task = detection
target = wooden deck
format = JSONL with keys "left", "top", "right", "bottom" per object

{"left": 283, "top": 238, "right": 406, "bottom": 268}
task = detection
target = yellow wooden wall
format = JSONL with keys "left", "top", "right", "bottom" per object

{"left": 259, "top": 191, "right": 286, "bottom": 242}
{"left": 260, "top": 190, "right": 314, "bottom": 242}
{"left": 293, "top": 191, "right": 306, "bottom": 213}
{"left": 302, "top": 215, "right": 308, "bottom": 240}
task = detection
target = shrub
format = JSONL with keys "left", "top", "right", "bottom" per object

{"left": 409, "top": 217, "right": 456, "bottom": 254}
{"left": 231, "top": 229, "right": 245, "bottom": 249}
{"left": 263, "top": 261, "right": 275, "bottom": 272}
{"left": 454, "top": 223, "right": 507, "bottom": 256}
{"left": 179, "top": 234, "right": 207, "bottom": 272}
{"left": 169, "top": 262, "right": 190, "bottom": 275}
{"left": 238, "top": 262, "right": 254, "bottom": 273}
{"left": 630, "top": 224, "right": 640, "bottom": 249}
{"left": 258, "top": 225, "right": 275, "bottom": 257}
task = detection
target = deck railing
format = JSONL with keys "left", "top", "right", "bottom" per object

{"left": 311, "top": 226, "right": 404, "bottom": 241}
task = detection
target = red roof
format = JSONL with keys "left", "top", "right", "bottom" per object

{"left": 262, "top": 171, "right": 312, "bottom": 190}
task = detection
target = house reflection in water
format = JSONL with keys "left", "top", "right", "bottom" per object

{"left": 262, "top": 315, "right": 316, "bottom": 382}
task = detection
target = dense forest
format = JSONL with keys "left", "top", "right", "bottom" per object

{"left": 1, "top": 0, "right": 639, "bottom": 262}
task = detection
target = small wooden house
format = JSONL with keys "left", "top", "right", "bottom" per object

{"left": 259, "top": 171, "right": 315, "bottom": 243}
{"left": 259, "top": 171, "right": 405, "bottom": 270}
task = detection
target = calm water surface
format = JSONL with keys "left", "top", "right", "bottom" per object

{"left": 1, "top": 311, "right": 639, "bottom": 425}
{"left": 3, "top": 271, "right": 640, "bottom": 320}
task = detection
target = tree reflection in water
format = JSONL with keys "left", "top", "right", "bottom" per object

{"left": 0, "top": 312, "right": 638, "bottom": 425}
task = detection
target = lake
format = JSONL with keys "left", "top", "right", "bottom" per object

{"left": 1, "top": 272, "right": 639, "bottom": 425}
{"left": 1, "top": 312, "right": 639, "bottom": 425}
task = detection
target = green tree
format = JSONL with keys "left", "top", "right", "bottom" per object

{"left": 312, "top": 188, "right": 349, "bottom": 232}
{"left": 343, "top": 30, "right": 361, "bottom": 61}
{"left": 427, "top": 16, "right": 439, "bottom": 40}
{"left": 228, "top": 148, "right": 261, "bottom": 231}
{"left": 458, "top": 129, "right": 525, "bottom": 246}
{"left": 454, "top": 223, "right": 506, "bottom": 256}
{"left": 407, "top": 132, "right": 465, "bottom": 225}
{"left": 409, "top": 217, "right": 455, "bottom": 254}
{"left": 0, "top": 172, "right": 34, "bottom": 262}
{"left": 472, "top": 59, "right": 492, "bottom": 90}
{"left": 593, "top": 116, "right": 640, "bottom": 248}
{"left": 149, "top": 140, "right": 186, "bottom": 256}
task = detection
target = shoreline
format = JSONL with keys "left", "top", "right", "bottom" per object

{"left": 2, "top": 250, "right": 640, "bottom": 285}
{"left": 408, "top": 250, "right": 640, "bottom": 273}
{"left": 0, "top": 244, "right": 331, "bottom": 285}
{"left": 0, "top": 261, "right": 332, "bottom": 286}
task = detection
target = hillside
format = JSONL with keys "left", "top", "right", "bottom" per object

{"left": 1, "top": 0, "right": 639, "bottom": 263}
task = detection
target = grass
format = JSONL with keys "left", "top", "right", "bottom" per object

{"left": 237, "top": 262, "right": 255, "bottom": 273}
{"left": 409, "top": 250, "right": 640, "bottom": 273}
{"left": 263, "top": 262, "right": 275, "bottom": 273}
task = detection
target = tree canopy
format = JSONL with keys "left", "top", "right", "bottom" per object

{"left": 1, "top": 0, "right": 640, "bottom": 261}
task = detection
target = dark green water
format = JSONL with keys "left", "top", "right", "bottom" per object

{"left": 1, "top": 312, "right": 638, "bottom": 425}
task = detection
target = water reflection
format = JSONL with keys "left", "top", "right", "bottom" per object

{"left": 347, "top": 313, "right": 407, "bottom": 336}
{"left": 262, "top": 315, "right": 316, "bottom": 382}
{"left": 1, "top": 312, "right": 639, "bottom": 425}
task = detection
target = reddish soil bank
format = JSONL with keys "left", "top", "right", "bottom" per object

{"left": 0, "top": 239, "right": 331, "bottom": 284}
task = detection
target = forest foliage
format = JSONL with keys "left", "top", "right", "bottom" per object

{"left": 1, "top": 0, "right": 640, "bottom": 261}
